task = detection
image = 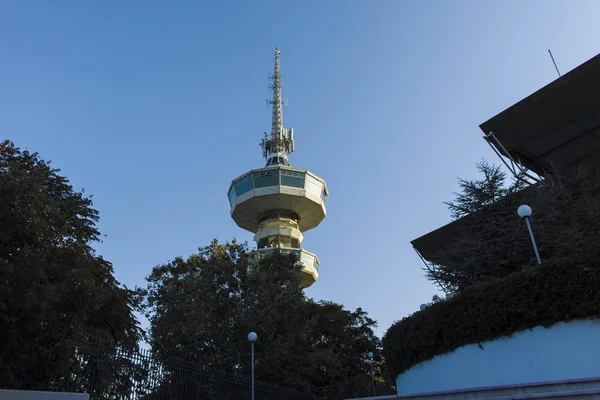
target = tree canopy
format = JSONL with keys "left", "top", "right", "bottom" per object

{"left": 0, "top": 141, "right": 142, "bottom": 391}
{"left": 141, "top": 240, "right": 395, "bottom": 399}
{"left": 427, "top": 161, "right": 600, "bottom": 294}
{"left": 444, "top": 159, "right": 528, "bottom": 220}
{"left": 385, "top": 164, "right": 600, "bottom": 379}
{"left": 1, "top": 140, "right": 394, "bottom": 398}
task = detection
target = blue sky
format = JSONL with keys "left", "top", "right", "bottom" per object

{"left": 2, "top": 0, "right": 600, "bottom": 337}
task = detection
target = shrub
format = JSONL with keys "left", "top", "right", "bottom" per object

{"left": 383, "top": 258, "right": 600, "bottom": 380}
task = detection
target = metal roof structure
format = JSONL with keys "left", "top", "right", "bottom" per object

{"left": 480, "top": 53, "right": 600, "bottom": 178}
{"left": 412, "top": 52, "right": 600, "bottom": 262}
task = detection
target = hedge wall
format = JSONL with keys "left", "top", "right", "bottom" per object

{"left": 382, "top": 259, "right": 600, "bottom": 380}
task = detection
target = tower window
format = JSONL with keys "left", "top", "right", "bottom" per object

{"left": 266, "top": 156, "right": 289, "bottom": 167}
{"left": 254, "top": 170, "right": 280, "bottom": 188}
{"left": 281, "top": 170, "right": 305, "bottom": 188}
{"left": 228, "top": 188, "right": 237, "bottom": 206}
{"left": 234, "top": 174, "right": 254, "bottom": 196}
{"left": 305, "top": 174, "right": 323, "bottom": 197}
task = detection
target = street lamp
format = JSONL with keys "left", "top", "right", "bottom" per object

{"left": 518, "top": 205, "right": 541, "bottom": 265}
{"left": 248, "top": 332, "right": 258, "bottom": 400}
{"left": 367, "top": 351, "right": 376, "bottom": 396}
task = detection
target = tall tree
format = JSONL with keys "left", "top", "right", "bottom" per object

{"left": 0, "top": 141, "right": 142, "bottom": 391}
{"left": 142, "top": 240, "right": 394, "bottom": 399}
{"left": 143, "top": 239, "right": 251, "bottom": 369}
{"left": 444, "top": 159, "right": 528, "bottom": 220}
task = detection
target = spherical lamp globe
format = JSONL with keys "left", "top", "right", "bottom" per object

{"left": 518, "top": 204, "right": 532, "bottom": 218}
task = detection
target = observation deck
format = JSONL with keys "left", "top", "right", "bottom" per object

{"left": 228, "top": 166, "right": 328, "bottom": 233}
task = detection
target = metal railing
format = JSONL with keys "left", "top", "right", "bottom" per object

{"left": 1, "top": 339, "right": 318, "bottom": 400}
{"left": 257, "top": 247, "right": 320, "bottom": 272}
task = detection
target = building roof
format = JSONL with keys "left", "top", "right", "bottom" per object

{"left": 410, "top": 215, "right": 470, "bottom": 262}
{"left": 413, "top": 53, "right": 600, "bottom": 262}
{"left": 479, "top": 53, "right": 600, "bottom": 176}
{"left": 411, "top": 184, "right": 538, "bottom": 262}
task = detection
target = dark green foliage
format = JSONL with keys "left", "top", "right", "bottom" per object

{"left": 383, "top": 258, "right": 600, "bottom": 380}
{"left": 143, "top": 239, "right": 252, "bottom": 369}
{"left": 428, "top": 166, "right": 600, "bottom": 293}
{"left": 386, "top": 166, "right": 600, "bottom": 381}
{"left": 0, "top": 141, "right": 142, "bottom": 391}
{"left": 142, "top": 240, "right": 395, "bottom": 399}
{"left": 444, "top": 159, "right": 528, "bottom": 220}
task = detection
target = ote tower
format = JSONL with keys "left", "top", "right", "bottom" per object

{"left": 227, "top": 49, "right": 328, "bottom": 288}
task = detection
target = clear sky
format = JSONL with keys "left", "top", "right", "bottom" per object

{"left": 2, "top": 0, "right": 600, "bottom": 337}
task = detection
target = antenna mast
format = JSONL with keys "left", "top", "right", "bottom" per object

{"left": 261, "top": 48, "right": 294, "bottom": 161}
{"left": 548, "top": 49, "right": 561, "bottom": 77}
{"left": 271, "top": 48, "right": 284, "bottom": 144}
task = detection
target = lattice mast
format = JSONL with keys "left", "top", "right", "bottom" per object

{"left": 261, "top": 48, "right": 294, "bottom": 160}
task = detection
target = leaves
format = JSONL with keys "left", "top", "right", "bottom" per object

{"left": 389, "top": 165, "right": 600, "bottom": 382}
{"left": 0, "top": 141, "right": 142, "bottom": 391}
{"left": 429, "top": 163, "right": 600, "bottom": 293}
{"left": 444, "top": 159, "right": 528, "bottom": 220}
{"left": 0, "top": 140, "right": 393, "bottom": 398}
{"left": 142, "top": 241, "right": 394, "bottom": 399}
{"left": 383, "top": 259, "right": 600, "bottom": 380}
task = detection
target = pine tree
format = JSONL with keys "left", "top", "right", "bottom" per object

{"left": 444, "top": 159, "right": 528, "bottom": 220}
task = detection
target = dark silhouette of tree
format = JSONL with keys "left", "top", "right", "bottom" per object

{"left": 0, "top": 141, "right": 142, "bottom": 394}
{"left": 141, "top": 240, "right": 395, "bottom": 399}
{"left": 444, "top": 159, "right": 528, "bottom": 220}
{"left": 428, "top": 164, "right": 600, "bottom": 293}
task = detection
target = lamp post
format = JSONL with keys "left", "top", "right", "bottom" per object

{"left": 248, "top": 332, "right": 257, "bottom": 400}
{"left": 518, "top": 205, "right": 541, "bottom": 265}
{"left": 367, "top": 351, "right": 376, "bottom": 396}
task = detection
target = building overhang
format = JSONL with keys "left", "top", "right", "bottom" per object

{"left": 479, "top": 53, "right": 600, "bottom": 177}
{"left": 411, "top": 214, "right": 474, "bottom": 263}
{"left": 411, "top": 184, "right": 539, "bottom": 263}
{"left": 413, "top": 53, "right": 600, "bottom": 262}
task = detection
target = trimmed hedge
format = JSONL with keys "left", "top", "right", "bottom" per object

{"left": 382, "top": 259, "right": 600, "bottom": 380}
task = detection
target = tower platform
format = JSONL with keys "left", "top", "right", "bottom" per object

{"left": 228, "top": 167, "right": 327, "bottom": 233}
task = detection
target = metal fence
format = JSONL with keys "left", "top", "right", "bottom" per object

{"left": 1, "top": 339, "right": 317, "bottom": 400}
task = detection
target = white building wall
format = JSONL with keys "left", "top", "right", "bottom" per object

{"left": 396, "top": 320, "right": 600, "bottom": 396}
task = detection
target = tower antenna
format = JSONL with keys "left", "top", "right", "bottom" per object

{"left": 270, "top": 48, "right": 284, "bottom": 145}
{"left": 261, "top": 48, "right": 294, "bottom": 161}
{"left": 548, "top": 49, "right": 561, "bottom": 77}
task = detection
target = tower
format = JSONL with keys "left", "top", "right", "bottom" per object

{"left": 227, "top": 48, "right": 328, "bottom": 288}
